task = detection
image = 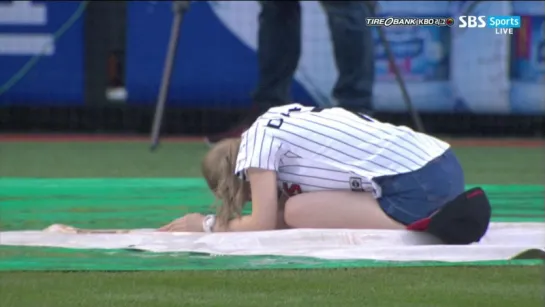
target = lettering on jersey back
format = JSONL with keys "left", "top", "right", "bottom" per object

{"left": 282, "top": 182, "right": 302, "bottom": 196}
{"left": 284, "top": 151, "right": 301, "bottom": 158}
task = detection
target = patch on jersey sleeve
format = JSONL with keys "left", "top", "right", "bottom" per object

{"left": 349, "top": 177, "right": 364, "bottom": 192}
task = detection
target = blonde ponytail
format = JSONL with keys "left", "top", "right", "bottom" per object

{"left": 202, "top": 138, "right": 249, "bottom": 227}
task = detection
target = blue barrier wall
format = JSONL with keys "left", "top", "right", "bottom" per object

{"left": 0, "top": 1, "right": 543, "bottom": 114}
{"left": 0, "top": 1, "right": 85, "bottom": 105}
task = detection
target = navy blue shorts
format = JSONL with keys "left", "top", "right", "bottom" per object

{"left": 374, "top": 149, "right": 465, "bottom": 225}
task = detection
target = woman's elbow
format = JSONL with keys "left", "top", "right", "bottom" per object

{"left": 252, "top": 218, "right": 276, "bottom": 231}
{"left": 254, "top": 222, "right": 276, "bottom": 231}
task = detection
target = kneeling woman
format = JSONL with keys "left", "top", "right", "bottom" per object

{"left": 159, "top": 103, "right": 487, "bottom": 237}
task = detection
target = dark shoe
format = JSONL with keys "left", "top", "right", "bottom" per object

{"left": 406, "top": 187, "right": 492, "bottom": 245}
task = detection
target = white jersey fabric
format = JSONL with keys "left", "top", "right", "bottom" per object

{"left": 234, "top": 103, "right": 450, "bottom": 198}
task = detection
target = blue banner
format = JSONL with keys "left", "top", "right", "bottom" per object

{"left": 126, "top": 1, "right": 544, "bottom": 114}
{"left": 0, "top": 1, "right": 85, "bottom": 105}
{"left": 2, "top": 1, "right": 543, "bottom": 114}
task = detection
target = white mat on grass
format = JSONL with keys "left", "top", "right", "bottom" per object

{"left": 1, "top": 223, "right": 543, "bottom": 262}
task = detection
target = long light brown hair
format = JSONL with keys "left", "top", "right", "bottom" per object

{"left": 202, "top": 138, "right": 249, "bottom": 227}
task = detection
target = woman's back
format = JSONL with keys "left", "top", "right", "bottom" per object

{"left": 237, "top": 103, "right": 449, "bottom": 182}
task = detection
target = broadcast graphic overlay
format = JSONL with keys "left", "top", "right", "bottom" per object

{"left": 458, "top": 15, "right": 522, "bottom": 35}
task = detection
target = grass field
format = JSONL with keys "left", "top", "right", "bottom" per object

{"left": 1, "top": 267, "right": 541, "bottom": 307}
{"left": 0, "top": 138, "right": 543, "bottom": 307}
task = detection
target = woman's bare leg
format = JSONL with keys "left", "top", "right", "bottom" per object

{"left": 276, "top": 193, "right": 290, "bottom": 229}
{"left": 284, "top": 191, "right": 404, "bottom": 229}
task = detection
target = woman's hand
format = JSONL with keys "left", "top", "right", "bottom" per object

{"left": 158, "top": 213, "right": 205, "bottom": 232}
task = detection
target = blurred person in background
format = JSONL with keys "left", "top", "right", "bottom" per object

{"left": 206, "top": 1, "right": 376, "bottom": 144}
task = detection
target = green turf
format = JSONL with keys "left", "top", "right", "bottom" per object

{"left": 0, "top": 179, "right": 542, "bottom": 270}
{"left": 1, "top": 267, "right": 541, "bottom": 307}
{"left": 0, "top": 141, "right": 543, "bottom": 307}
{"left": 0, "top": 179, "right": 542, "bottom": 230}
{"left": 1, "top": 142, "right": 543, "bottom": 184}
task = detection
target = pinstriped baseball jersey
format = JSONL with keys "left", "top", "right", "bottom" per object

{"left": 234, "top": 103, "right": 450, "bottom": 198}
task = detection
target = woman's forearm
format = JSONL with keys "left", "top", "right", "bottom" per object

{"left": 214, "top": 194, "right": 289, "bottom": 232}
{"left": 213, "top": 215, "right": 276, "bottom": 232}
{"left": 212, "top": 212, "right": 287, "bottom": 232}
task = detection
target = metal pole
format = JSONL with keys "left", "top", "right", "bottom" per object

{"left": 150, "top": 1, "right": 191, "bottom": 151}
{"left": 366, "top": 1, "right": 425, "bottom": 132}
{"left": 369, "top": 1, "right": 486, "bottom": 133}
{"left": 376, "top": 26, "right": 425, "bottom": 133}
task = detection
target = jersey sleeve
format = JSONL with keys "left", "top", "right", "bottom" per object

{"left": 235, "top": 119, "right": 283, "bottom": 180}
